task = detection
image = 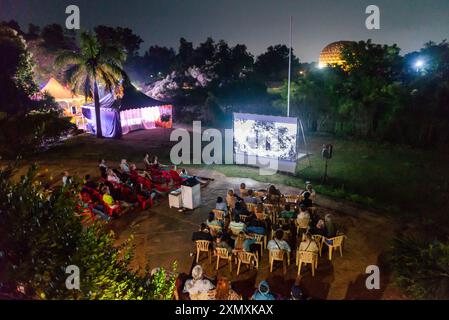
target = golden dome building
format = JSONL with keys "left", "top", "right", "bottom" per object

{"left": 318, "top": 41, "right": 354, "bottom": 68}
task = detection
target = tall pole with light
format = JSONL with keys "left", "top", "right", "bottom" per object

{"left": 287, "top": 15, "right": 292, "bottom": 117}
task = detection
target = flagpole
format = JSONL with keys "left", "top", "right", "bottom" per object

{"left": 287, "top": 16, "right": 292, "bottom": 117}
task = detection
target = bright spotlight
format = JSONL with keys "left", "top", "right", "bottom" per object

{"left": 415, "top": 60, "right": 424, "bottom": 69}
{"left": 318, "top": 62, "right": 326, "bottom": 69}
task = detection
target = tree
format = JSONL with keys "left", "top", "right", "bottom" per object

{"left": 0, "top": 20, "right": 22, "bottom": 34}
{"left": 26, "top": 24, "right": 40, "bottom": 40}
{"left": 398, "top": 41, "right": 449, "bottom": 144}
{"left": 0, "top": 26, "right": 74, "bottom": 158}
{"left": 175, "top": 37, "right": 195, "bottom": 71}
{"left": 95, "top": 25, "right": 143, "bottom": 57}
{"left": 389, "top": 236, "right": 449, "bottom": 299}
{"left": 212, "top": 72, "right": 270, "bottom": 115}
{"left": 211, "top": 41, "right": 254, "bottom": 83}
{"left": 0, "top": 165, "right": 176, "bottom": 299}
{"left": 193, "top": 37, "right": 216, "bottom": 67}
{"left": 41, "top": 24, "right": 68, "bottom": 50}
{"left": 144, "top": 46, "right": 176, "bottom": 77}
{"left": 275, "top": 67, "right": 345, "bottom": 131}
{"left": 255, "top": 44, "right": 299, "bottom": 83}
{"left": 338, "top": 40, "right": 404, "bottom": 137}
{"left": 56, "top": 32, "right": 127, "bottom": 138}
{"left": 0, "top": 26, "right": 37, "bottom": 115}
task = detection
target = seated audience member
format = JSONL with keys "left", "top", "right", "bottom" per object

{"left": 192, "top": 223, "right": 214, "bottom": 242}
{"left": 62, "top": 171, "right": 72, "bottom": 187}
{"left": 206, "top": 212, "right": 224, "bottom": 229}
{"left": 324, "top": 214, "right": 337, "bottom": 238}
{"left": 129, "top": 163, "right": 139, "bottom": 176}
{"left": 229, "top": 215, "right": 246, "bottom": 235}
{"left": 120, "top": 159, "right": 130, "bottom": 174}
{"left": 246, "top": 218, "right": 266, "bottom": 235}
{"left": 129, "top": 164, "right": 159, "bottom": 198}
{"left": 102, "top": 186, "right": 132, "bottom": 211}
{"left": 310, "top": 219, "right": 326, "bottom": 237}
{"left": 245, "top": 210, "right": 257, "bottom": 223}
{"left": 267, "top": 229, "right": 291, "bottom": 254}
{"left": 239, "top": 183, "right": 248, "bottom": 198}
{"left": 107, "top": 169, "right": 121, "bottom": 184}
{"left": 179, "top": 168, "right": 209, "bottom": 186}
{"left": 299, "top": 233, "right": 319, "bottom": 253}
{"left": 251, "top": 280, "right": 276, "bottom": 300}
{"left": 150, "top": 155, "right": 168, "bottom": 170}
{"left": 84, "top": 174, "right": 97, "bottom": 190}
{"left": 290, "top": 278, "right": 307, "bottom": 300}
{"left": 183, "top": 265, "right": 215, "bottom": 300}
{"left": 279, "top": 204, "right": 296, "bottom": 219}
{"left": 226, "top": 189, "right": 237, "bottom": 209}
{"left": 179, "top": 168, "right": 189, "bottom": 179}
{"left": 299, "top": 191, "right": 313, "bottom": 208}
{"left": 208, "top": 278, "right": 241, "bottom": 300}
{"left": 232, "top": 201, "right": 250, "bottom": 217}
{"left": 267, "top": 184, "right": 280, "bottom": 195}
{"left": 101, "top": 186, "right": 119, "bottom": 210}
{"left": 213, "top": 234, "right": 233, "bottom": 254}
{"left": 255, "top": 203, "right": 265, "bottom": 216}
{"left": 234, "top": 232, "right": 257, "bottom": 252}
{"left": 129, "top": 163, "right": 148, "bottom": 183}
{"left": 243, "top": 189, "right": 257, "bottom": 204}
{"left": 143, "top": 153, "right": 151, "bottom": 168}
{"left": 215, "top": 197, "right": 227, "bottom": 212}
{"left": 233, "top": 232, "right": 246, "bottom": 251}
{"left": 99, "top": 159, "right": 108, "bottom": 179}
{"left": 267, "top": 185, "right": 281, "bottom": 203}
{"left": 302, "top": 183, "right": 316, "bottom": 200}
{"left": 297, "top": 205, "right": 311, "bottom": 221}
{"left": 77, "top": 193, "right": 110, "bottom": 222}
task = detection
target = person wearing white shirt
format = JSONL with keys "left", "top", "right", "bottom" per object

{"left": 267, "top": 229, "right": 291, "bottom": 253}
{"left": 120, "top": 159, "right": 130, "bottom": 173}
{"left": 62, "top": 171, "right": 72, "bottom": 187}
{"left": 229, "top": 215, "right": 246, "bottom": 234}
{"left": 183, "top": 265, "right": 215, "bottom": 300}
{"left": 215, "top": 197, "right": 227, "bottom": 212}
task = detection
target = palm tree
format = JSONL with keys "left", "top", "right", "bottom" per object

{"left": 56, "top": 31, "right": 126, "bottom": 138}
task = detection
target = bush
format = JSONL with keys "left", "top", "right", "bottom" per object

{"left": 388, "top": 236, "right": 449, "bottom": 299}
{"left": 0, "top": 165, "right": 176, "bottom": 299}
{"left": 0, "top": 109, "right": 75, "bottom": 159}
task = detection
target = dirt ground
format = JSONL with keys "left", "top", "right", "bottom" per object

{"left": 7, "top": 129, "right": 408, "bottom": 300}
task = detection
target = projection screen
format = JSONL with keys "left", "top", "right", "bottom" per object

{"left": 233, "top": 113, "right": 299, "bottom": 173}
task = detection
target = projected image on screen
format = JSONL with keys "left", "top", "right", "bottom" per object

{"left": 233, "top": 113, "right": 298, "bottom": 162}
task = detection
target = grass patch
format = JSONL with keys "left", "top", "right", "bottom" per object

{"left": 189, "top": 134, "right": 448, "bottom": 221}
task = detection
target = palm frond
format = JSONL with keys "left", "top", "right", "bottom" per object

{"left": 69, "top": 65, "right": 92, "bottom": 99}
{"left": 97, "top": 66, "right": 117, "bottom": 93}
{"left": 99, "top": 45, "right": 127, "bottom": 66}
{"left": 79, "top": 31, "right": 99, "bottom": 60}
{"left": 54, "top": 51, "right": 83, "bottom": 68}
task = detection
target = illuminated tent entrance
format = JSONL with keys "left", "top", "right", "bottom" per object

{"left": 38, "top": 77, "right": 87, "bottom": 129}
{"left": 81, "top": 85, "right": 173, "bottom": 138}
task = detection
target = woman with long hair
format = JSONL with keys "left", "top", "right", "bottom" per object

{"left": 208, "top": 278, "right": 241, "bottom": 300}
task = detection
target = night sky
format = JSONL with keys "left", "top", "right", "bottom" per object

{"left": 1, "top": 0, "right": 448, "bottom": 62}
